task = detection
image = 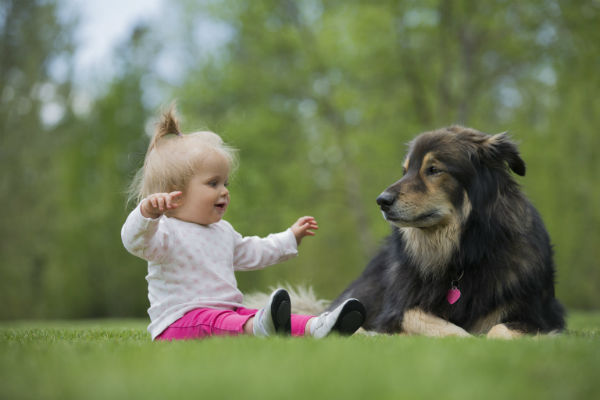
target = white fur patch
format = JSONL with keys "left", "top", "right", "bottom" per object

{"left": 243, "top": 284, "right": 330, "bottom": 316}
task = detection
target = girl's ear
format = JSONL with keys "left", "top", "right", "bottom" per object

{"left": 481, "top": 133, "right": 526, "bottom": 176}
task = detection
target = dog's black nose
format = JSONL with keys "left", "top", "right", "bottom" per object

{"left": 376, "top": 192, "right": 396, "bottom": 209}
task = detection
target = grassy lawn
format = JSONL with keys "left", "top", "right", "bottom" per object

{"left": 1, "top": 312, "right": 599, "bottom": 400}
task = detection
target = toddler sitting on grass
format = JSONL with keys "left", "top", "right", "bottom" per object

{"left": 121, "top": 105, "right": 365, "bottom": 340}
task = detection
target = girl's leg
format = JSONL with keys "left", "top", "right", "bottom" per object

{"left": 291, "top": 314, "right": 315, "bottom": 336}
{"left": 156, "top": 308, "right": 255, "bottom": 340}
{"left": 307, "top": 299, "right": 366, "bottom": 338}
{"left": 244, "top": 289, "right": 293, "bottom": 336}
{"left": 237, "top": 307, "right": 258, "bottom": 335}
{"left": 241, "top": 312, "right": 314, "bottom": 336}
{"left": 242, "top": 313, "right": 314, "bottom": 336}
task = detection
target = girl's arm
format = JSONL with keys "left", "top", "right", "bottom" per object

{"left": 232, "top": 216, "right": 318, "bottom": 271}
{"left": 121, "top": 192, "right": 181, "bottom": 261}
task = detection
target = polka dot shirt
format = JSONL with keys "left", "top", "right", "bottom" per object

{"left": 121, "top": 205, "right": 298, "bottom": 339}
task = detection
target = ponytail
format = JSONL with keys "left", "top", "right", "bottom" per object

{"left": 127, "top": 102, "right": 237, "bottom": 208}
{"left": 148, "top": 103, "right": 182, "bottom": 151}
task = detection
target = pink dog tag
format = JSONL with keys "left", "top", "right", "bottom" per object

{"left": 447, "top": 288, "right": 461, "bottom": 304}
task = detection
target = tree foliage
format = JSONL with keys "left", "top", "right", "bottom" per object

{"left": 1, "top": 0, "right": 599, "bottom": 318}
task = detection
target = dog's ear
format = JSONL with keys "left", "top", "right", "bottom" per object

{"left": 482, "top": 133, "right": 526, "bottom": 176}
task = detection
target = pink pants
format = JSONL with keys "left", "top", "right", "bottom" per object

{"left": 156, "top": 307, "right": 314, "bottom": 340}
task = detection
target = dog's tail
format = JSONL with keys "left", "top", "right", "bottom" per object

{"left": 243, "top": 284, "right": 330, "bottom": 316}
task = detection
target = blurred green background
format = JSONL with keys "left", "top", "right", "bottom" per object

{"left": 1, "top": 0, "right": 599, "bottom": 320}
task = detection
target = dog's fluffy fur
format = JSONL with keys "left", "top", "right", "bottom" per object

{"left": 329, "top": 126, "right": 565, "bottom": 338}
{"left": 244, "top": 285, "right": 329, "bottom": 316}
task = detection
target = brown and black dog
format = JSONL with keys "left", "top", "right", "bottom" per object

{"left": 329, "top": 126, "right": 565, "bottom": 338}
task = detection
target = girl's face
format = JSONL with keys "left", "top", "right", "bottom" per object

{"left": 172, "top": 152, "right": 230, "bottom": 225}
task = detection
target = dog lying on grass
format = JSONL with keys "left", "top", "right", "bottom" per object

{"left": 328, "top": 126, "right": 565, "bottom": 338}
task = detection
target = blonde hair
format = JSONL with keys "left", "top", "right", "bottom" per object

{"left": 128, "top": 104, "right": 237, "bottom": 205}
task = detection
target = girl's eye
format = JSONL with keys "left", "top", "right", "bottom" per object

{"left": 208, "top": 180, "right": 218, "bottom": 187}
{"left": 224, "top": 181, "right": 229, "bottom": 187}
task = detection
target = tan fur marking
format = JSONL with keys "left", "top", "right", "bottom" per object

{"left": 470, "top": 309, "right": 506, "bottom": 335}
{"left": 486, "top": 324, "right": 523, "bottom": 339}
{"left": 401, "top": 191, "right": 471, "bottom": 277}
{"left": 419, "top": 152, "right": 446, "bottom": 192}
{"left": 421, "top": 152, "right": 436, "bottom": 170}
{"left": 485, "top": 133, "right": 501, "bottom": 145}
{"left": 402, "top": 308, "right": 471, "bottom": 337}
{"left": 401, "top": 225, "right": 459, "bottom": 277}
{"left": 485, "top": 132, "right": 509, "bottom": 147}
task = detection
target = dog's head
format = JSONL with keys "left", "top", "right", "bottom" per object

{"left": 377, "top": 125, "right": 525, "bottom": 229}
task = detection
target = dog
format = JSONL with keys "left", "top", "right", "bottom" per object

{"left": 328, "top": 126, "right": 565, "bottom": 338}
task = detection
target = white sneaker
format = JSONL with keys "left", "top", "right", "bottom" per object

{"left": 252, "top": 289, "right": 291, "bottom": 337}
{"left": 310, "top": 298, "right": 366, "bottom": 339}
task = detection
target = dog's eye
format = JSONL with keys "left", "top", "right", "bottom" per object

{"left": 426, "top": 166, "right": 443, "bottom": 176}
{"left": 402, "top": 167, "right": 407, "bottom": 176}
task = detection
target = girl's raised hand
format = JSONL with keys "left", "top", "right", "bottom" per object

{"left": 141, "top": 191, "right": 183, "bottom": 219}
{"left": 291, "top": 216, "right": 319, "bottom": 245}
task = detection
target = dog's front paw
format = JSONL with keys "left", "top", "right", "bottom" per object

{"left": 486, "top": 324, "right": 523, "bottom": 339}
{"left": 402, "top": 308, "right": 472, "bottom": 337}
{"left": 442, "top": 325, "right": 471, "bottom": 338}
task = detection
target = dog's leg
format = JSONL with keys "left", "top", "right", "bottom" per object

{"left": 401, "top": 308, "right": 471, "bottom": 337}
{"left": 486, "top": 323, "right": 523, "bottom": 339}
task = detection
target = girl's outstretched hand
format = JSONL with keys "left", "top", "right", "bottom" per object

{"left": 141, "top": 191, "right": 183, "bottom": 219}
{"left": 291, "top": 216, "right": 319, "bottom": 245}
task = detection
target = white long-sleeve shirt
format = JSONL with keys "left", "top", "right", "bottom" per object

{"left": 121, "top": 205, "right": 298, "bottom": 339}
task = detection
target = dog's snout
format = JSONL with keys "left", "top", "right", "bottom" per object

{"left": 376, "top": 192, "right": 396, "bottom": 209}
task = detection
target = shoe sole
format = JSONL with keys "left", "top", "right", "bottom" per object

{"left": 270, "top": 289, "right": 291, "bottom": 335}
{"left": 333, "top": 299, "right": 366, "bottom": 335}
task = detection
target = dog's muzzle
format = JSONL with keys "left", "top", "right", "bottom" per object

{"left": 376, "top": 191, "right": 396, "bottom": 212}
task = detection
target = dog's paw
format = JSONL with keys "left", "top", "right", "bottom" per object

{"left": 402, "top": 308, "right": 472, "bottom": 337}
{"left": 486, "top": 324, "right": 522, "bottom": 339}
{"left": 354, "top": 327, "right": 380, "bottom": 336}
{"left": 448, "top": 328, "right": 472, "bottom": 338}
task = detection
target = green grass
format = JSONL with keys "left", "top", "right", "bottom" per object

{"left": 1, "top": 313, "right": 599, "bottom": 400}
